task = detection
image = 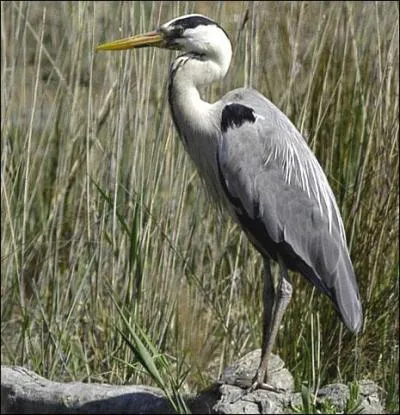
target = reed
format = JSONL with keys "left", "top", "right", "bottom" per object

{"left": 1, "top": 1, "right": 398, "bottom": 411}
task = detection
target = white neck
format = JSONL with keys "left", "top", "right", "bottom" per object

{"left": 167, "top": 37, "right": 232, "bottom": 202}
{"left": 169, "top": 59, "right": 217, "bottom": 134}
{"left": 168, "top": 33, "right": 232, "bottom": 135}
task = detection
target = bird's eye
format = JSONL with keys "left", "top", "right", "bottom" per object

{"left": 173, "top": 26, "right": 184, "bottom": 38}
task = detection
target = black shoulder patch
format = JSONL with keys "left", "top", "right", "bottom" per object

{"left": 221, "top": 103, "right": 256, "bottom": 133}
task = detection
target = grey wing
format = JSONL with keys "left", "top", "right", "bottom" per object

{"left": 217, "top": 97, "right": 362, "bottom": 333}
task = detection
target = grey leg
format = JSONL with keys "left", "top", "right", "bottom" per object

{"left": 260, "top": 256, "right": 275, "bottom": 373}
{"left": 253, "top": 254, "right": 292, "bottom": 390}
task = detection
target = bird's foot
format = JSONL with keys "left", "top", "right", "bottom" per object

{"left": 234, "top": 373, "right": 285, "bottom": 394}
{"left": 229, "top": 375, "right": 284, "bottom": 404}
{"left": 248, "top": 378, "right": 285, "bottom": 393}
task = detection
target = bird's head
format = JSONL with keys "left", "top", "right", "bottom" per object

{"left": 96, "top": 14, "right": 232, "bottom": 63}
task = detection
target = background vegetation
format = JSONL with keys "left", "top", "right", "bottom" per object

{"left": 1, "top": 1, "right": 398, "bottom": 412}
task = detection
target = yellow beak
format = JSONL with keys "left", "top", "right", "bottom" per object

{"left": 96, "top": 31, "right": 164, "bottom": 51}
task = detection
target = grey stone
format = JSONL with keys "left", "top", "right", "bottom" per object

{"left": 220, "top": 350, "right": 294, "bottom": 393}
{"left": 213, "top": 350, "right": 295, "bottom": 414}
{"left": 1, "top": 350, "right": 386, "bottom": 414}
{"left": 1, "top": 366, "right": 173, "bottom": 414}
{"left": 317, "top": 383, "right": 350, "bottom": 410}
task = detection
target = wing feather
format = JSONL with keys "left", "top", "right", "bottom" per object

{"left": 217, "top": 91, "right": 362, "bottom": 332}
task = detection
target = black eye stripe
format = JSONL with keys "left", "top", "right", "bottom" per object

{"left": 173, "top": 15, "right": 216, "bottom": 30}
{"left": 173, "top": 27, "right": 184, "bottom": 37}
{"left": 163, "top": 14, "right": 231, "bottom": 45}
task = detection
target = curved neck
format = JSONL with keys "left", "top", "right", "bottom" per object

{"left": 168, "top": 49, "right": 231, "bottom": 136}
{"left": 167, "top": 50, "right": 232, "bottom": 203}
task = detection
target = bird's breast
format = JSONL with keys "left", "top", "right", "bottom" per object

{"left": 168, "top": 76, "right": 228, "bottom": 206}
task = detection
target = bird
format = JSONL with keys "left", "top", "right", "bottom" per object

{"left": 96, "top": 13, "right": 363, "bottom": 391}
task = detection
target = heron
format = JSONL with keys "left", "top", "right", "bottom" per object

{"left": 96, "top": 14, "right": 363, "bottom": 391}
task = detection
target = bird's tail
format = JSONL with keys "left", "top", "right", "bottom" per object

{"left": 331, "top": 248, "right": 363, "bottom": 333}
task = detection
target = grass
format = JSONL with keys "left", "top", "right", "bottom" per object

{"left": 292, "top": 382, "right": 363, "bottom": 414}
{"left": 1, "top": 1, "right": 398, "bottom": 413}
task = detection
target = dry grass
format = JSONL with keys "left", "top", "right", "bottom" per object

{"left": 1, "top": 1, "right": 398, "bottom": 411}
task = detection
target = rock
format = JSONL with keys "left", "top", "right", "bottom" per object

{"left": 1, "top": 350, "right": 386, "bottom": 414}
{"left": 213, "top": 384, "right": 292, "bottom": 414}
{"left": 357, "top": 380, "right": 385, "bottom": 414}
{"left": 1, "top": 366, "right": 173, "bottom": 414}
{"left": 213, "top": 350, "right": 384, "bottom": 414}
{"left": 213, "top": 350, "right": 295, "bottom": 414}
{"left": 220, "top": 350, "right": 294, "bottom": 392}
{"left": 315, "top": 383, "right": 351, "bottom": 410}
{"left": 290, "top": 380, "right": 385, "bottom": 415}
